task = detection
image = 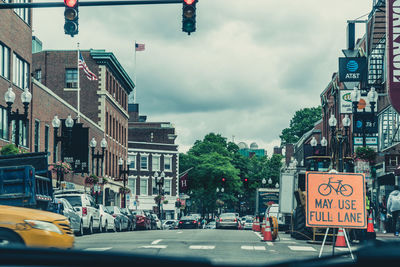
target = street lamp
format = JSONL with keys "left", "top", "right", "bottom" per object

{"left": 328, "top": 114, "right": 351, "bottom": 172}
{"left": 90, "top": 137, "right": 107, "bottom": 176}
{"left": 262, "top": 178, "right": 266, "bottom": 188}
{"left": 119, "top": 158, "right": 130, "bottom": 208}
{"left": 275, "top": 182, "right": 279, "bottom": 189}
{"left": 268, "top": 178, "right": 272, "bottom": 186}
{"left": 52, "top": 115, "right": 74, "bottom": 188}
{"left": 5, "top": 86, "right": 32, "bottom": 147}
{"left": 154, "top": 171, "right": 165, "bottom": 219}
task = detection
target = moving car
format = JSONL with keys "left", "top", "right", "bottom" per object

{"left": 162, "top": 220, "right": 178, "bottom": 230}
{"left": 98, "top": 205, "right": 116, "bottom": 232}
{"left": 205, "top": 221, "right": 216, "bottom": 229}
{"left": 178, "top": 216, "right": 199, "bottom": 229}
{"left": 216, "top": 213, "right": 239, "bottom": 229}
{"left": 105, "top": 206, "right": 130, "bottom": 232}
{"left": 120, "top": 208, "right": 136, "bottom": 231}
{"left": 54, "top": 190, "right": 101, "bottom": 235}
{"left": 151, "top": 214, "right": 162, "bottom": 230}
{"left": 131, "top": 210, "right": 151, "bottom": 230}
{"left": 243, "top": 219, "right": 253, "bottom": 230}
{"left": 50, "top": 198, "right": 83, "bottom": 236}
{"left": 0, "top": 205, "right": 74, "bottom": 249}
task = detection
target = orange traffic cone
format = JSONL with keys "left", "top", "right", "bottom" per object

{"left": 252, "top": 218, "right": 256, "bottom": 231}
{"left": 367, "top": 213, "right": 375, "bottom": 233}
{"left": 261, "top": 220, "right": 265, "bottom": 234}
{"left": 255, "top": 217, "right": 260, "bottom": 232}
{"left": 335, "top": 228, "right": 346, "bottom": 247}
{"left": 262, "top": 218, "right": 272, "bottom": 241}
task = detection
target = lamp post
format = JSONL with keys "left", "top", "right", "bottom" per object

{"left": 89, "top": 137, "right": 107, "bottom": 176}
{"left": 328, "top": 114, "right": 351, "bottom": 173}
{"left": 351, "top": 86, "right": 378, "bottom": 147}
{"left": 119, "top": 158, "right": 130, "bottom": 208}
{"left": 52, "top": 115, "right": 74, "bottom": 188}
{"left": 5, "top": 87, "right": 32, "bottom": 147}
{"left": 154, "top": 171, "right": 165, "bottom": 220}
{"left": 261, "top": 178, "right": 266, "bottom": 188}
{"left": 310, "top": 136, "right": 328, "bottom": 170}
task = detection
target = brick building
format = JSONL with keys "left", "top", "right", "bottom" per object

{"left": 127, "top": 103, "right": 179, "bottom": 219}
{"left": 32, "top": 48, "right": 134, "bottom": 206}
{"left": 0, "top": 3, "right": 32, "bottom": 150}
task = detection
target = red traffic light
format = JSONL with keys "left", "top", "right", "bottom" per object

{"left": 244, "top": 178, "right": 248, "bottom": 182}
{"left": 64, "top": 0, "right": 77, "bottom": 8}
{"left": 184, "top": 0, "right": 195, "bottom": 4}
{"left": 222, "top": 178, "right": 226, "bottom": 182}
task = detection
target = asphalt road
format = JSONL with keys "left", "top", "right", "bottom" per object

{"left": 74, "top": 229, "right": 358, "bottom": 266}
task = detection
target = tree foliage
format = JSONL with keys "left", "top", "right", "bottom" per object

{"left": 1, "top": 144, "right": 19, "bottom": 155}
{"left": 280, "top": 106, "right": 322, "bottom": 145}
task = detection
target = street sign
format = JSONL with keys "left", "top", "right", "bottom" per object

{"left": 306, "top": 172, "right": 366, "bottom": 229}
{"left": 338, "top": 57, "right": 367, "bottom": 83}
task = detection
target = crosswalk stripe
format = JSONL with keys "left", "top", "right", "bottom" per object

{"left": 151, "top": 239, "right": 162, "bottom": 245}
{"left": 266, "top": 242, "right": 274, "bottom": 246}
{"left": 281, "top": 238, "right": 291, "bottom": 241}
{"left": 241, "top": 246, "right": 254, "bottom": 250}
{"left": 189, "top": 245, "right": 215, "bottom": 250}
{"left": 254, "top": 246, "right": 266, "bottom": 251}
{"left": 139, "top": 245, "right": 167, "bottom": 249}
{"left": 240, "top": 246, "right": 266, "bottom": 251}
{"left": 84, "top": 247, "right": 112, "bottom": 251}
{"left": 288, "top": 246, "right": 316, "bottom": 252}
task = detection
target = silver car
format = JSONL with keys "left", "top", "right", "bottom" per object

{"left": 216, "top": 213, "right": 239, "bottom": 229}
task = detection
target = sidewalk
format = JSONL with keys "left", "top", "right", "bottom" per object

{"left": 376, "top": 232, "right": 400, "bottom": 242}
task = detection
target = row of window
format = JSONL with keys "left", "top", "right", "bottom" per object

{"left": 128, "top": 154, "right": 173, "bottom": 172}
{"left": 105, "top": 111, "right": 126, "bottom": 145}
{"left": 106, "top": 71, "right": 127, "bottom": 110}
{"left": 127, "top": 178, "right": 172, "bottom": 196}
{"left": 0, "top": 106, "right": 29, "bottom": 147}
{"left": 13, "top": 0, "right": 30, "bottom": 25}
{"left": 33, "top": 120, "right": 49, "bottom": 153}
{"left": 0, "top": 43, "right": 30, "bottom": 89}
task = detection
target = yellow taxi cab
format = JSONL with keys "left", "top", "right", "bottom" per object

{"left": 0, "top": 205, "right": 74, "bottom": 249}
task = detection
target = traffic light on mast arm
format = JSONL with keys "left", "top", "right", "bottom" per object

{"left": 221, "top": 177, "right": 226, "bottom": 187}
{"left": 182, "top": 0, "right": 197, "bottom": 35}
{"left": 64, "top": 0, "right": 79, "bottom": 37}
{"left": 243, "top": 178, "right": 248, "bottom": 189}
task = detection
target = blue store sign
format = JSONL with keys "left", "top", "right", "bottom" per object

{"left": 339, "top": 57, "right": 367, "bottom": 82}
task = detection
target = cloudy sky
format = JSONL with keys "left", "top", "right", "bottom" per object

{"left": 32, "top": 0, "right": 372, "bottom": 154}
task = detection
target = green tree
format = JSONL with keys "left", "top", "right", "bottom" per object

{"left": 1, "top": 144, "right": 19, "bottom": 155}
{"left": 280, "top": 106, "right": 322, "bottom": 145}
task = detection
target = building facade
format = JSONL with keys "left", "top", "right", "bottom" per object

{"left": 127, "top": 104, "right": 179, "bottom": 219}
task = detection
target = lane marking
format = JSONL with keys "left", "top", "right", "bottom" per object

{"left": 253, "top": 232, "right": 263, "bottom": 239}
{"left": 177, "top": 231, "right": 183, "bottom": 234}
{"left": 84, "top": 247, "right": 112, "bottom": 251}
{"left": 281, "top": 238, "right": 291, "bottom": 241}
{"left": 335, "top": 248, "right": 351, "bottom": 251}
{"left": 288, "top": 246, "right": 316, "bottom": 252}
{"left": 189, "top": 245, "right": 215, "bottom": 250}
{"left": 139, "top": 245, "right": 167, "bottom": 249}
{"left": 151, "top": 239, "right": 162, "bottom": 245}
{"left": 254, "top": 246, "right": 266, "bottom": 251}
{"left": 266, "top": 242, "right": 274, "bottom": 246}
{"left": 280, "top": 241, "right": 297, "bottom": 244}
{"left": 240, "top": 246, "right": 266, "bottom": 251}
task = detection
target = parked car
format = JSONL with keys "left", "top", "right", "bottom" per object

{"left": 50, "top": 197, "right": 83, "bottom": 236}
{"left": 120, "top": 208, "right": 136, "bottom": 231}
{"left": 131, "top": 210, "right": 151, "bottom": 230}
{"left": 190, "top": 214, "right": 201, "bottom": 228}
{"left": 98, "top": 204, "right": 116, "bottom": 232}
{"left": 145, "top": 211, "right": 157, "bottom": 230}
{"left": 105, "top": 206, "right": 130, "bottom": 232}
{"left": 205, "top": 221, "right": 216, "bottom": 229}
{"left": 243, "top": 218, "right": 253, "bottom": 230}
{"left": 216, "top": 213, "right": 239, "bottom": 229}
{"left": 178, "top": 215, "right": 199, "bottom": 229}
{"left": 54, "top": 190, "right": 101, "bottom": 235}
{"left": 162, "top": 220, "right": 178, "bottom": 230}
{"left": 151, "top": 214, "right": 162, "bottom": 230}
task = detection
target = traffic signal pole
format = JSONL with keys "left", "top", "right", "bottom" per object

{"left": 0, "top": 0, "right": 182, "bottom": 9}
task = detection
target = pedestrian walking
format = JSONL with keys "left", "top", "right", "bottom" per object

{"left": 387, "top": 187, "right": 400, "bottom": 236}
{"left": 379, "top": 195, "right": 387, "bottom": 233}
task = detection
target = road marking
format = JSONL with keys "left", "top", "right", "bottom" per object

{"left": 266, "top": 242, "right": 274, "bottom": 246}
{"left": 280, "top": 241, "right": 297, "bottom": 244}
{"left": 151, "top": 239, "right": 162, "bottom": 245}
{"left": 281, "top": 238, "right": 291, "bottom": 241}
{"left": 177, "top": 231, "right": 183, "bottom": 234}
{"left": 139, "top": 245, "right": 167, "bottom": 249}
{"left": 335, "top": 248, "right": 350, "bottom": 251}
{"left": 84, "top": 247, "right": 112, "bottom": 251}
{"left": 253, "top": 232, "right": 263, "bottom": 239}
{"left": 288, "top": 246, "right": 316, "bottom": 252}
{"left": 189, "top": 245, "right": 215, "bottom": 250}
{"left": 240, "top": 246, "right": 266, "bottom": 251}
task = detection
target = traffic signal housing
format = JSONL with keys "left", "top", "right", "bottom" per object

{"left": 243, "top": 178, "right": 248, "bottom": 189}
{"left": 221, "top": 177, "right": 226, "bottom": 187}
{"left": 182, "top": 0, "right": 197, "bottom": 35}
{"left": 64, "top": 0, "right": 79, "bottom": 37}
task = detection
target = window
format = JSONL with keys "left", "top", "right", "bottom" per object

{"left": 140, "top": 155, "right": 148, "bottom": 170}
{"left": 379, "top": 106, "right": 400, "bottom": 150}
{"left": 11, "top": 120, "right": 28, "bottom": 147}
{"left": 164, "top": 179, "right": 171, "bottom": 196}
{"left": 0, "top": 43, "right": 10, "bottom": 79}
{"left": 128, "top": 178, "right": 136, "bottom": 195}
{"left": 152, "top": 178, "right": 158, "bottom": 195}
{"left": 34, "top": 69, "right": 41, "bottom": 83}
{"left": 65, "top": 68, "right": 78, "bottom": 88}
{"left": 128, "top": 154, "right": 136, "bottom": 170}
{"left": 34, "top": 120, "right": 40, "bottom": 152}
{"left": 13, "top": 53, "right": 29, "bottom": 89}
{"left": 140, "top": 179, "right": 148, "bottom": 196}
{"left": 164, "top": 156, "right": 172, "bottom": 171}
{"left": 44, "top": 125, "right": 49, "bottom": 152}
{"left": 152, "top": 155, "right": 160, "bottom": 171}
{"left": 0, "top": 107, "right": 8, "bottom": 140}
{"left": 14, "top": 0, "right": 30, "bottom": 25}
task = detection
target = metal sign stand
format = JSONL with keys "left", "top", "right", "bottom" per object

{"left": 319, "top": 227, "right": 354, "bottom": 261}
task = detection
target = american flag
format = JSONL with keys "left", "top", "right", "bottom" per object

{"left": 78, "top": 52, "right": 98, "bottom": 81}
{"left": 135, "top": 43, "right": 145, "bottom": 51}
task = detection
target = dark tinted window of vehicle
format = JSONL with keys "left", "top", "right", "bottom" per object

{"left": 62, "top": 196, "right": 82, "bottom": 207}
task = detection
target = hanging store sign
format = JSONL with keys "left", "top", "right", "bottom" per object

{"left": 340, "top": 90, "right": 373, "bottom": 114}
{"left": 387, "top": 0, "right": 400, "bottom": 114}
{"left": 338, "top": 57, "right": 367, "bottom": 82}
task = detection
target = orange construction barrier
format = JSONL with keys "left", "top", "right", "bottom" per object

{"left": 367, "top": 213, "right": 375, "bottom": 233}
{"left": 262, "top": 218, "right": 272, "bottom": 241}
{"left": 335, "top": 228, "right": 346, "bottom": 247}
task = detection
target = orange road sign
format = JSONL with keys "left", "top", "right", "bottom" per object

{"left": 306, "top": 172, "right": 366, "bottom": 229}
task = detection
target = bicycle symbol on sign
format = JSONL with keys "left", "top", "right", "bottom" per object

{"left": 317, "top": 177, "right": 353, "bottom": 197}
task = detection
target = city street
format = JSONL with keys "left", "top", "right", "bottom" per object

{"left": 74, "top": 229, "right": 357, "bottom": 265}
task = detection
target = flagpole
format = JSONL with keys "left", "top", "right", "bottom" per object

{"left": 134, "top": 41, "right": 137, "bottom": 104}
{"left": 77, "top": 42, "right": 81, "bottom": 123}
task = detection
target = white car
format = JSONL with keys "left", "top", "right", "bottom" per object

{"left": 98, "top": 204, "right": 116, "bottom": 232}
{"left": 265, "top": 204, "right": 284, "bottom": 225}
{"left": 54, "top": 190, "right": 101, "bottom": 235}
{"left": 152, "top": 214, "right": 162, "bottom": 229}
{"left": 162, "top": 220, "right": 177, "bottom": 230}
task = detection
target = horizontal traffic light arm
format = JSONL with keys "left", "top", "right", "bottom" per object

{"left": 0, "top": 0, "right": 182, "bottom": 9}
